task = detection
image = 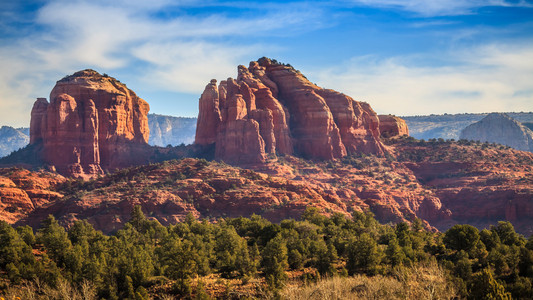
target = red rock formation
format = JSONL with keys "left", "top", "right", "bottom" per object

{"left": 29, "top": 70, "right": 150, "bottom": 178}
{"left": 195, "top": 58, "right": 386, "bottom": 164}
{"left": 29, "top": 98, "right": 48, "bottom": 144}
{"left": 378, "top": 115, "right": 410, "bottom": 138}
{"left": 195, "top": 80, "right": 221, "bottom": 145}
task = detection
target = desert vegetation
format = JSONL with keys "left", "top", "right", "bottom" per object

{"left": 1, "top": 206, "right": 531, "bottom": 299}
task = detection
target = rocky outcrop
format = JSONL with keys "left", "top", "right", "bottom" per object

{"left": 460, "top": 113, "right": 533, "bottom": 152}
{"left": 29, "top": 70, "right": 151, "bottom": 177}
{"left": 195, "top": 58, "right": 386, "bottom": 164}
{"left": 378, "top": 115, "right": 409, "bottom": 138}
{"left": 0, "top": 168, "right": 64, "bottom": 223}
{"left": 148, "top": 114, "right": 196, "bottom": 147}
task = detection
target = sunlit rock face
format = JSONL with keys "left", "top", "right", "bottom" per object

{"left": 30, "top": 70, "right": 150, "bottom": 178}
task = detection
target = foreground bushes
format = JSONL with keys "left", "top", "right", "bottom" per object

{"left": 0, "top": 206, "right": 531, "bottom": 299}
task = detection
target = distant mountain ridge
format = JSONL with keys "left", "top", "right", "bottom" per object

{"left": 148, "top": 114, "right": 197, "bottom": 147}
{"left": 0, "top": 126, "right": 29, "bottom": 157}
{"left": 402, "top": 112, "right": 533, "bottom": 141}
{"left": 460, "top": 113, "right": 533, "bottom": 152}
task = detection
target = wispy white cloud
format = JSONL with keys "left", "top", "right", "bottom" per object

{"left": 345, "top": 0, "right": 533, "bottom": 16}
{"left": 311, "top": 42, "right": 533, "bottom": 115}
{"left": 0, "top": 0, "right": 321, "bottom": 126}
{"left": 132, "top": 41, "right": 272, "bottom": 93}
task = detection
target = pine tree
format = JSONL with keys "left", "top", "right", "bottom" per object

{"left": 262, "top": 234, "right": 288, "bottom": 290}
{"left": 468, "top": 268, "right": 511, "bottom": 300}
{"left": 346, "top": 233, "right": 381, "bottom": 275}
{"left": 37, "top": 215, "right": 72, "bottom": 267}
{"left": 385, "top": 237, "right": 406, "bottom": 266}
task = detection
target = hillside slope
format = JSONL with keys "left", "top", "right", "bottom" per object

{"left": 5, "top": 137, "right": 532, "bottom": 236}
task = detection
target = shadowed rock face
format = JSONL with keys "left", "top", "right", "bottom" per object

{"left": 195, "top": 58, "right": 386, "bottom": 164}
{"left": 460, "top": 113, "right": 533, "bottom": 152}
{"left": 29, "top": 70, "right": 150, "bottom": 178}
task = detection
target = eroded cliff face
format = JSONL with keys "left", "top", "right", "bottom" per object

{"left": 195, "top": 58, "right": 386, "bottom": 164}
{"left": 29, "top": 70, "right": 150, "bottom": 178}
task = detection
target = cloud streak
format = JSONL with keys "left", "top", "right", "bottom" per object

{"left": 312, "top": 42, "right": 533, "bottom": 116}
{"left": 345, "top": 0, "right": 533, "bottom": 16}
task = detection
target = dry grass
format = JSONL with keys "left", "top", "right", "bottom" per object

{"left": 1, "top": 278, "right": 97, "bottom": 300}
{"left": 281, "top": 262, "right": 458, "bottom": 300}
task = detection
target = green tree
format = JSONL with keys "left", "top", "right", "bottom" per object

{"left": 468, "top": 268, "right": 511, "bottom": 300}
{"left": 0, "top": 221, "right": 32, "bottom": 269}
{"left": 16, "top": 225, "right": 35, "bottom": 246}
{"left": 346, "top": 233, "right": 381, "bottom": 275}
{"left": 492, "top": 221, "right": 521, "bottom": 246}
{"left": 38, "top": 215, "right": 72, "bottom": 267}
{"left": 214, "top": 226, "right": 246, "bottom": 278}
{"left": 480, "top": 229, "right": 500, "bottom": 251}
{"left": 385, "top": 237, "right": 406, "bottom": 266}
{"left": 262, "top": 234, "right": 288, "bottom": 290}
{"left": 159, "top": 236, "right": 198, "bottom": 280}
{"left": 444, "top": 224, "right": 480, "bottom": 253}
{"left": 315, "top": 241, "right": 337, "bottom": 276}
{"left": 130, "top": 205, "right": 147, "bottom": 231}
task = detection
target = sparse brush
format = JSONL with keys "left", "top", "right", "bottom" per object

{"left": 281, "top": 262, "right": 458, "bottom": 300}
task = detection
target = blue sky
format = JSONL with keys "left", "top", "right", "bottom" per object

{"left": 0, "top": 0, "right": 532, "bottom": 127}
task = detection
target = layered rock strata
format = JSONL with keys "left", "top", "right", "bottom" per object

{"left": 195, "top": 58, "right": 386, "bottom": 164}
{"left": 30, "top": 70, "right": 150, "bottom": 177}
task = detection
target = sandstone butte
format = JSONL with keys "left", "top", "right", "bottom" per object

{"left": 195, "top": 57, "right": 388, "bottom": 165}
{"left": 29, "top": 69, "right": 151, "bottom": 178}
{"left": 378, "top": 115, "right": 409, "bottom": 138}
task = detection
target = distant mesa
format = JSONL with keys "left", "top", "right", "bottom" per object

{"left": 29, "top": 69, "right": 151, "bottom": 178}
{"left": 460, "top": 113, "right": 533, "bottom": 152}
{"left": 402, "top": 112, "right": 533, "bottom": 141}
{"left": 195, "top": 57, "right": 389, "bottom": 164}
